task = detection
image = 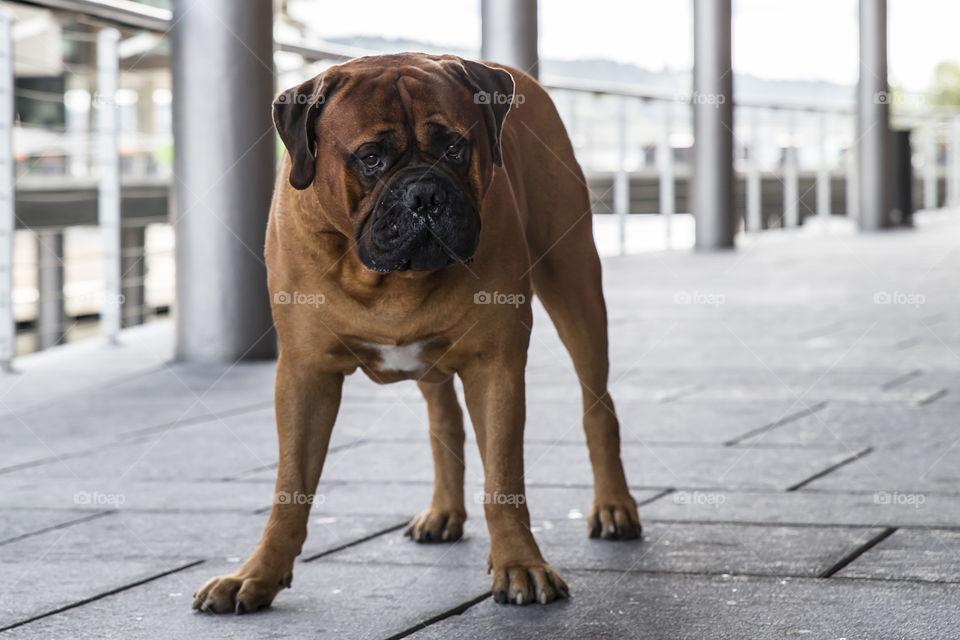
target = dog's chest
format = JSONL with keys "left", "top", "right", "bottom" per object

{"left": 362, "top": 340, "right": 426, "bottom": 374}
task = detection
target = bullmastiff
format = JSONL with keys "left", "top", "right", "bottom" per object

{"left": 193, "top": 53, "right": 640, "bottom": 614}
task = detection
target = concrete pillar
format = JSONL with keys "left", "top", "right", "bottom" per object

{"left": 171, "top": 0, "right": 276, "bottom": 361}
{"left": 857, "top": 0, "right": 890, "bottom": 230}
{"left": 481, "top": 0, "right": 539, "bottom": 78}
{"left": 693, "top": 0, "right": 735, "bottom": 249}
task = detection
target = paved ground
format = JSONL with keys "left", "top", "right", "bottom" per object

{"left": 1, "top": 211, "right": 958, "bottom": 639}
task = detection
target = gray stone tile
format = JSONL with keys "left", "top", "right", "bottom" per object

{"left": 803, "top": 440, "right": 960, "bottom": 494}
{"left": 410, "top": 571, "right": 960, "bottom": 640}
{"left": 736, "top": 402, "right": 959, "bottom": 448}
{"left": 9, "top": 558, "right": 487, "bottom": 639}
{"left": 642, "top": 488, "right": 960, "bottom": 528}
{"left": 837, "top": 528, "right": 960, "bottom": 583}
{"left": 0, "top": 510, "right": 109, "bottom": 545}
{"left": 332, "top": 517, "right": 884, "bottom": 579}
{"left": 239, "top": 440, "right": 864, "bottom": 491}
{"left": 525, "top": 398, "right": 817, "bottom": 445}
{"left": 0, "top": 476, "right": 276, "bottom": 512}
{"left": 0, "top": 510, "right": 404, "bottom": 630}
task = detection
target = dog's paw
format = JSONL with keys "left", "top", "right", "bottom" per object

{"left": 192, "top": 571, "right": 291, "bottom": 614}
{"left": 587, "top": 496, "right": 642, "bottom": 540}
{"left": 490, "top": 562, "right": 569, "bottom": 605}
{"left": 404, "top": 508, "right": 465, "bottom": 542}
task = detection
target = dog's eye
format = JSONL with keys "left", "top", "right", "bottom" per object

{"left": 362, "top": 153, "right": 381, "bottom": 168}
{"left": 445, "top": 141, "right": 465, "bottom": 160}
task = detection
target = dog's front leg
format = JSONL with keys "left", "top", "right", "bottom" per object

{"left": 460, "top": 351, "right": 569, "bottom": 605}
{"left": 193, "top": 355, "right": 343, "bottom": 614}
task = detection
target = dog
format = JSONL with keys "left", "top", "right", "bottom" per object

{"left": 193, "top": 52, "right": 640, "bottom": 614}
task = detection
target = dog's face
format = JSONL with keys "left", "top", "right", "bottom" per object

{"left": 273, "top": 54, "right": 515, "bottom": 273}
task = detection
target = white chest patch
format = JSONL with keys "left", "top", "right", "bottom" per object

{"left": 364, "top": 341, "right": 425, "bottom": 373}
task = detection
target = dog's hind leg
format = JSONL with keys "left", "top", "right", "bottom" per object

{"left": 405, "top": 377, "right": 467, "bottom": 542}
{"left": 528, "top": 215, "right": 641, "bottom": 541}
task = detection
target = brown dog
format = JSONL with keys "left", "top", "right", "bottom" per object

{"left": 193, "top": 53, "right": 640, "bottom": 614}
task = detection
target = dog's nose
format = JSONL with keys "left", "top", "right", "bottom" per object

{"left": 402, "top": 180, "right": 446, "bottom": 213}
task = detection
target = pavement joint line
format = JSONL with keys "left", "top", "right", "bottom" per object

{"left": 383, "top": 591, "right": 492, "bottom": 640}
{"left": 915, "top": 388, "right": 949, "bottom": 406}
{"left": 818, "top": 526, "right": 897, "bottom": 578}
{"left": 797, "top": 321, "right": 843, "bottom": 341}
{"left": 637, "top": 488, "right": 674, "bottom": 507}
{"left": 116, "top": 400, "right": 275, "bottom": 438}
{"left": 723, "top": 401, "right": 830, "bottom": 446}
{"left": 0, "top": 559, "right": 205, "bottom": 634}
{"left": 656, "top": 384, "right": 705, "bottom": 403}
{"left": 880, "top": 369, "right": 923, "bottom": 390}
{"left": 317, "top": 557, "right": 876, "bottom": 584}
{"left": 786, "top": 447, "right": 873, "bottom": 491}
{"left": 222, "top": 438, "right": 369, "bottom": 481}
{"left": 0, "top": 510, "right": 115, "bottom": 547}
{"left": 0, "top": 361, "right": 169, "bottom": 423}
{"left": 643, "top": 518, "right": 891, "bottom": 530}
{"left": 301, "top": 520, "right": 409, "bottom": 562}
{"left": 893, "top": 336, "right": 923, "bottom": 351}
{"left": 0, "top": 401, "right": 275, "bottom": 476}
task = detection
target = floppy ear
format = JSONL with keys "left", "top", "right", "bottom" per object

{"left": 272, "top": 73, "right": 338, "bottom": 190}
{"left": 456, "top": 59, "right": 515, "bottom": 167}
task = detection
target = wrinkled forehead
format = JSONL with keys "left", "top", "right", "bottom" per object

{"left": 322, "top": 66, "right": 480, "bottom": 152}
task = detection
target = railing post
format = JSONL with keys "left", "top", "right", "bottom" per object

{"left": 949, "top": 117, "right": 960, "bottom": 207}
{"left": 845, "top": 125, "right": 859, "bottom": 222}
{"left": 36, "top": 230, "right": 66, "bottom": 349}
{"left": 0, "top": 9, "right": 14, "bottom": 371}
{"left": 614, "top": 96, "right": 629, "bottom": 255}
{"left": 121, "top": 224, "right": 146, "bottom": 328}
{"left": 783, "top": 113, "right": 799, "bottom": 227}
{"left": 922, "top": 121, "right": 938, "bottom": 210}
{"left": 96, "top": 27, "right": 121, "bottom": 344}
{"left": 745, "top": 108, "right": 761, "bottom": 231}
{"left": 658, "top": 100, "right": 675, "bottom": 244}
{"left": 816, "top": 113, "right": 831, "bottom": 221}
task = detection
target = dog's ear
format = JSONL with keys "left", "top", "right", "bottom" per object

{"left": 455, "top": 59, "right": 515, "bottom": 167}
{"left": 273, "top": 73, "right": 339, "bottom": 190}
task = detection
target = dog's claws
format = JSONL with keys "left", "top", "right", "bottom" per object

{"left": 235, "top": 601, "right": 247, "bottom": 615}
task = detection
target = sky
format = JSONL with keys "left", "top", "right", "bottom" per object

{"left": 289, "top": 0, "right": 960, "bottom": 93}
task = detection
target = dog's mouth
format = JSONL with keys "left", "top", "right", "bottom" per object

{"left": 355, "top": 172, "right": 480, "bottom": 273}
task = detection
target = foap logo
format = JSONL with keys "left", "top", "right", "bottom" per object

{"left": 274, "top": 291, "right": 326, "bottom": 308}
{"left": 74, "top": 491, "right": 125, "bottom": 507}
{"left": 474, "top": 290, "right": 526, "bottom": 308}
{"left": 474, "top": 91, "right": 525, "bottom": 107}
{"left": 873, "top": 291, "right": 925, "bottom": 308}
{"left": 275, "top": 92, "right": 325, "bottom": 107}
{"left": 275, "top": 491, "right": 325, "bottom": 505}
{"left": 674, "top": 290, "right": 726, "bottom": 307}
{"left": 76, "top": 291, "right": 126, "bottom": 307}
{"left": 674, "top": 491, "right": 726, "bottom": 509}
{"left": 873, "top": 91, "right": 925, "bottom": 107}
{"left": 677, "top": 91, "right": 727, "bottom": 107}
{"left": 474, "top": 490, "right": 526, "bottom": 506}
{"left": 874, "top": 491, "right": 926, "bottom": 509}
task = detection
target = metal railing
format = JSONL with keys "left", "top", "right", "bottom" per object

{"left": 2, "top": 0, "right": 960, "bottom": 367}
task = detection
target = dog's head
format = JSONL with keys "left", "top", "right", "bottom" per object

{"left": 273, "top": 53, "right": 515, "bottom": 273}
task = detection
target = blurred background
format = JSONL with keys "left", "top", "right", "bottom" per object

{"left": 0, "top": 0, "right": 957, "bottom": 360}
